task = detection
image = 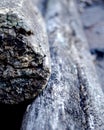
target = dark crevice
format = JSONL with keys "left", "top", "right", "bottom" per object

{"left": 0, "top": 99, "right": 34, "bottom": 130}
{"left": 90, "top": 48, "right": 104, "bottom": 60}
{"left": 13, "top": 26, "right": 34, "bottom": 36}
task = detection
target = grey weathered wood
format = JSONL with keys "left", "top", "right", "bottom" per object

{"left": 21, "top": 0, "right": 104, "bottom": 130}
{"left": 0, "top": 0, "right": 51, "bottom": 104}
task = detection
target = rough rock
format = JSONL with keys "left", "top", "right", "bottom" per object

{"left": 0, "top": 0, "right": 51, "bottom": 104}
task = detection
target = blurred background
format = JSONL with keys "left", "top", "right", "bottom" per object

{"left": 77, "top": 0, "right": 104, "bottom": 91}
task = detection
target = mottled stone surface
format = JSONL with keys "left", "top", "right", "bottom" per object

{"left": 21, "top": 0, "right": 104, "bottom": 130}
{"left": 0, "top": 0, "right": 51, "bottom": 104}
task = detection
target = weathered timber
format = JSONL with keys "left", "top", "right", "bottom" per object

{"left": 21, "top": 0, "right": 104, "bottom": 130}
{"left": 0, "top": 0, "right": 51, "bottom": 104}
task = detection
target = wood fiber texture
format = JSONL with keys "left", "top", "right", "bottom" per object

{"left": 21, "top": 0, "right": 104, "bottom": 130}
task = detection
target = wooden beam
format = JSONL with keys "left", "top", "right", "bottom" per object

{"left": 21, "top": 0, "right": 104, "bottom": 130}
